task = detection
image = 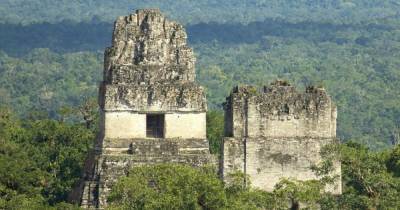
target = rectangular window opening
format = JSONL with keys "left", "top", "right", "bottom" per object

{"left": 146, "top": 114, "right": 165, "bottom": 138}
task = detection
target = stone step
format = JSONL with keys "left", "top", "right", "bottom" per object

{"left": 80, "top": 181, "right": 98, "bottom": 209}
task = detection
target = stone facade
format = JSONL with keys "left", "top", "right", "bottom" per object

{"left": 76, "top": 9, "right": 342, "bottom": 209}
{"left": 79, "top": 9, "right": 214, "bottom": 209}
{"left": 221, "top": 81, "right": 342, "bottom": 194}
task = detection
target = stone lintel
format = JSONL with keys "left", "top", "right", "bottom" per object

{"left": 102, "top": 110, "right": 207, "bottom": 114}
{"left": 101, "top": 82, "right": 207, "bottom": 112}
{"left": 223, "top": 136, "right": 339, "bottom": 142}
{"left": 103, "top": 138, "right": 209, "bottom": 149}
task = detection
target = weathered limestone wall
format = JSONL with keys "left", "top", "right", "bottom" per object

{"left": 222, "top": 82, "right": 342, "bottom": 194}
{"left": 224, "top": 137, "right": 341, "bottom": 194}
{"left": 165, "top": 113, "right": 206, "bottom": 139}
{"left": 101, "top": 83, "right": 207, "bottom": 112}
{"left": 99, "top": 8, "right": 207, "bottom": 114}
{"left": 104, "top": 112, "right": 146, "bottom": 139}
{"left": 103, "top": 112, "right": 206, "bottom": 139}
{"left": 103, "top": 9, "right": 196, "bottom": 85}
{"left": 78, "top": 8, "right": 343, "bottom": 209}
{"left": 225, "top": 84, "right": 337, "bottom": 139}
{"left": 79, "top": 9, "right": 215, "bottom": 209}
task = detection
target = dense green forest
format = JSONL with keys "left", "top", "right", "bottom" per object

{"left": 0, "top": 107, "right": 93, "bottom": 209}
{"left": 1, "top": 16, "right": 399, "bottom": 149}
{"left": 1, "top": 0, "right": 400, "bottom": 209}
{"left": 1, "top": 0, "right": 400, "bottom": 24}
{"left": 2, "top": 108, "right": 400, "bottom": 209}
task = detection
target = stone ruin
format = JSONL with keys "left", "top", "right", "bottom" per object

{"left": 221, "top": 81, "right": 342, "bottom": 194}
{"left": 78, "top": 9, "right": 215, "bottom": 208}
{"left": 75, "top": 9, "right": 342, "bottom": 209}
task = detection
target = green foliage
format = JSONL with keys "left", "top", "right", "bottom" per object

{"left": 206, "top": 110, "right": 224, "bottom": 154}
{"left": 0, "top": 139, "right": 48, "bottom": 209}
{"left": 224, "top": 172, "right": 275, "bottom": 210}
{"left": 108, "top": 164, "right": 290, "bottom": 210}
{"left": 1, "top": 12, "right": 400, "bottom": 148}
{"left": 1, "top": 1, "right": 400, "bottom": 208}
{"left": 1, "top": 108, "right": 400, "bottom": 209}
{"left": 193, "top": 19, "right": 400, "bottom": 149}
{"left": 339, "top": 142, "right": 400, "bottom": 209}
{"left": 108, "top": 144, "right": 400, "bottom": 210}
{"left": 0, "top": 22, "right": 112, "bottom": 56}
{"left": 0, "top": 107, "right": 94, "bottom": 208}
{"left": 108, "top": 164, "right": 227, "bottom": 210}
{"left": 273, "top": 179, "right": 324, "bottom": 209}
{"left": 0, "top": 49, "right": 102, "bottom": 118}
{"left": 387, "top": 144, "right": 400, "bottom": 177}
{"left": 1, "top": 0, "right": 400, "bottom": 25}
{"left": 303, "top": 142, "right": 400, "bottom": 209}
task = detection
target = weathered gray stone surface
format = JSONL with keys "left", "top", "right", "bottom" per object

{"left": 104, "top": 9, "right": 195, "bottom": 85}
{"left": 100, "top": 8, "right": 206, "bottom": 112}
{"left": 75, "top": 8, "right": 342, "bottom": 210}
{"left": 78, "top": 9, "right": 214, "bottom": 209}
{"left": 101, "top": 83, "right": 206, "bottom": 112}
{"left": 221, "top": 81, "right": 342, "bottom": 194}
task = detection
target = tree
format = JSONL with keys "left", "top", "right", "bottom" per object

{"left": 387, "top": 145, "right": 400, "bottom": 176}
{"left": 206, "top": 110, "right": 224, "bottom": 154}
{"left": 108, "top": 164, "right": 227, "bottom": 210}
{"left": 78, "top": 98, "right": 98, "bottom": 129}
{"left": 339, "top": 142, "right": 400, "bottom": 209}
{"left": 0, "top": 107, "right": 94, "bottom": 207}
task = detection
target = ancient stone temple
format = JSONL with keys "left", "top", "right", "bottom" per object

{"left": 221, "top": 81, "right": 342, "bottom": 194}
{"left": 79, "top": 9, "right": 214, "bottom": 208}
{"left": 74, "top": 8, "right": 343, "bottom": 209}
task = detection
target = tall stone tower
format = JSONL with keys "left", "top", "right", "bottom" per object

{"left": 221, "top": 81, "right": 341, "bottom": 194}
{"left": 80, "top": 9, "right": 214, "bottom": 208}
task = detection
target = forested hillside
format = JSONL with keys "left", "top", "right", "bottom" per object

{"left": 1, "top": 0, "right": 400, "bottom": 24}
{"left": 1, "top": 15, "right": 399, "bottom": 149}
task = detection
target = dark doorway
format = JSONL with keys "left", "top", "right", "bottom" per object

{"left": 146, "top": 114, "right": 164, "bottom": 138}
